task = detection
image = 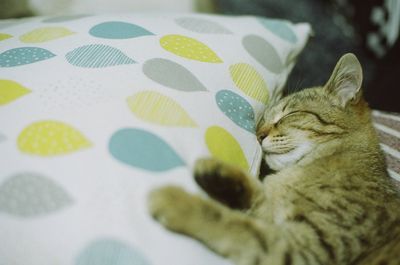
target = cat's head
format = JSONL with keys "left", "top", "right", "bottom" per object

{"left": 257, "top": 53, "right": 369, "bottom": 171}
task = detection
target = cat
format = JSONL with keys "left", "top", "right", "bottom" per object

{"left": 147, "top": 53, "right": 400, "bottom": 265}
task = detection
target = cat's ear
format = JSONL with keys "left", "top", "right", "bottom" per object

{"left": 324, "top": 53, "right": 363, "bottom": 107}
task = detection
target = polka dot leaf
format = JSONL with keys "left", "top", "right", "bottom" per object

{"left": 160, "top": 34, "right": 222, "bottom": 63}
{"left": 0, "top": 47, "right": 56, "bottom": 67}
{"left": 0, "top": 173, "right": 73, "bottom": 217}
{"left": 216, "top": 90, "right": 256, "bottom": 133}
{"left": 18, "top": 120, "right": 92, "bottom": 156}
{"left": 76, "top": 238, "right": 151, "bottom": 265}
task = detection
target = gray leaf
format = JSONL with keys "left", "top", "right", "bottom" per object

{"left": 242, "top": 35, "right": 284, "bottom": 74}
{"left": 0, "top": 173, "right": 73, "bottom": 217}
{"left": 175, "top": 17, "right": 232, "bottom": 34}
{"left": 143, "top": 58, "right": 207, "bottom": 92}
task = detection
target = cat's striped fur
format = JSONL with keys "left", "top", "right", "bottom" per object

{"left": 148, "top": 54, "right": 400, "bottom": 265}
{"left": 352, "top": 228, "right": 400, "bottom": 265}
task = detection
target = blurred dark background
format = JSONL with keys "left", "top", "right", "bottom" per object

{"left": 215, "top": 0, "right": 400, "bottom": 112}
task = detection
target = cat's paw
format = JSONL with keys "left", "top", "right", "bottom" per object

{"left": 194, "top": 158, "right": 242, "bottom": 183}
{"left": 147, "top": 186, "right": 198, "bottom": 232}
{"left": 194, "top": 158, "right": 253, "bottom": 209}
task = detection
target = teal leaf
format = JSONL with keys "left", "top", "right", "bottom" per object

{"left": 89, "top": 21, "right": 154, "bottom": 39}
{"left": 76, "top": 238, "right": 151, "bottom": 265}
{"left": 175, "top": 17, "right": 232, "bottom": 34}
{"left": 66, "top": 44, "right": 135, "bottom": 68}
{"left": 109, "top": 128, "right": 185, "bottom": 171}
{"left": 143, "top": 58, "right": 207, "bottom": 92}
{"left": 258, "top": 18, "right": 298, "bottom": 43}
{"left": 242, "top": 35, "right": 284, "bottom": 74}
{"left": 0, "top": 47, "right": 55, "bottom": 67}
{"left": 0, "top": 173, "right": 73, "bottom": 217}
{"left": 216, "top": 90, "right": 255, "bottom": 133}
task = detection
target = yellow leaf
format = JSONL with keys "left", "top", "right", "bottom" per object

{"left": 0, "top": 33, "right": 12, "bottom": 41}
{"left": 205, "top": 126, "right": 249, "bottom": 171}
{"left": 230, "top": 63, "right": 269, "bottom": 103}
{"left": 160, "top": 34, "right": 222, "bottom": 63}
{"left": 18, "top": 121, "right": 91, "bottom": 156}
{"left": 0, "top": 80, "right": 31, "bottom": 105}
{"left": 127, "top": 91, "right": 197, "bottom": 127}
{"left": 20, "top": 27, "right": 75, "bottom": 43}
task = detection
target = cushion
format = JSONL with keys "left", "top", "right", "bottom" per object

{"left": 0, "top": 13, "right": 311, "bottom": 265}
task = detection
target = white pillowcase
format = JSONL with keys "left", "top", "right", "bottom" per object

{"left": 0, "top": 13, "right": 310, "bottom": 265}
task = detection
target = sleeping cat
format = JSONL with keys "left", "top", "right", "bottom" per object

{"left": 148, "top": 53, "right": 400, "bottom": 265}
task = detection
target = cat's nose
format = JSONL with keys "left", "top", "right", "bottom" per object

{"left": 256, "top": 127, "right": 270, "bottom": 142}
{"left": 257, "top": 132, "right": 267, "bottom": 143}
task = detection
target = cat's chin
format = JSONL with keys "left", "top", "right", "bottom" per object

{"left": 264, "top": 154, "right": 294, "bottom": 171}
{"left": 264, "top": 142, "right": 314, "bottom": 171}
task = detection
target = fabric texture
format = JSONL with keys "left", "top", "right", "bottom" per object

{"left": 0, "top": 13, "right": 311, "bottom": 265}
{"left": 372, "top": 111, "right": 400, "bottom": 187}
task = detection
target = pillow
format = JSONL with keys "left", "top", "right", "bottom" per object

{"left": 0, "top": 13, "right": 311, "bottom": 265}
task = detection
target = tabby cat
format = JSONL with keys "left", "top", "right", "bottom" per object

{"left": 148, "top": 54, "right": 400, "bottom": 265}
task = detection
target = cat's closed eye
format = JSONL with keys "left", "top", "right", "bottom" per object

{"left": 275, "top": 111, "right": 301, "bottom": 125}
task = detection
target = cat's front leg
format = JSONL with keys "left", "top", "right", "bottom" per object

{"left": 148, "top": 186, "right": 222, "bottom": 234}
{"left": 148, "top": 186, "right": 268, "bottom": 265}
{"left": 148, "top": 186, "right": 325, "bottom": 265}
{"left": 194, "top": 158, "right": 264, "bottom": 210}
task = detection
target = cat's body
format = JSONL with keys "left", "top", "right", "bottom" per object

{"left": 353, "top": 229, "right": 400, "bottom": 265}
{"left": 148, "top": 54, "right": 400, "bottom": 265}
